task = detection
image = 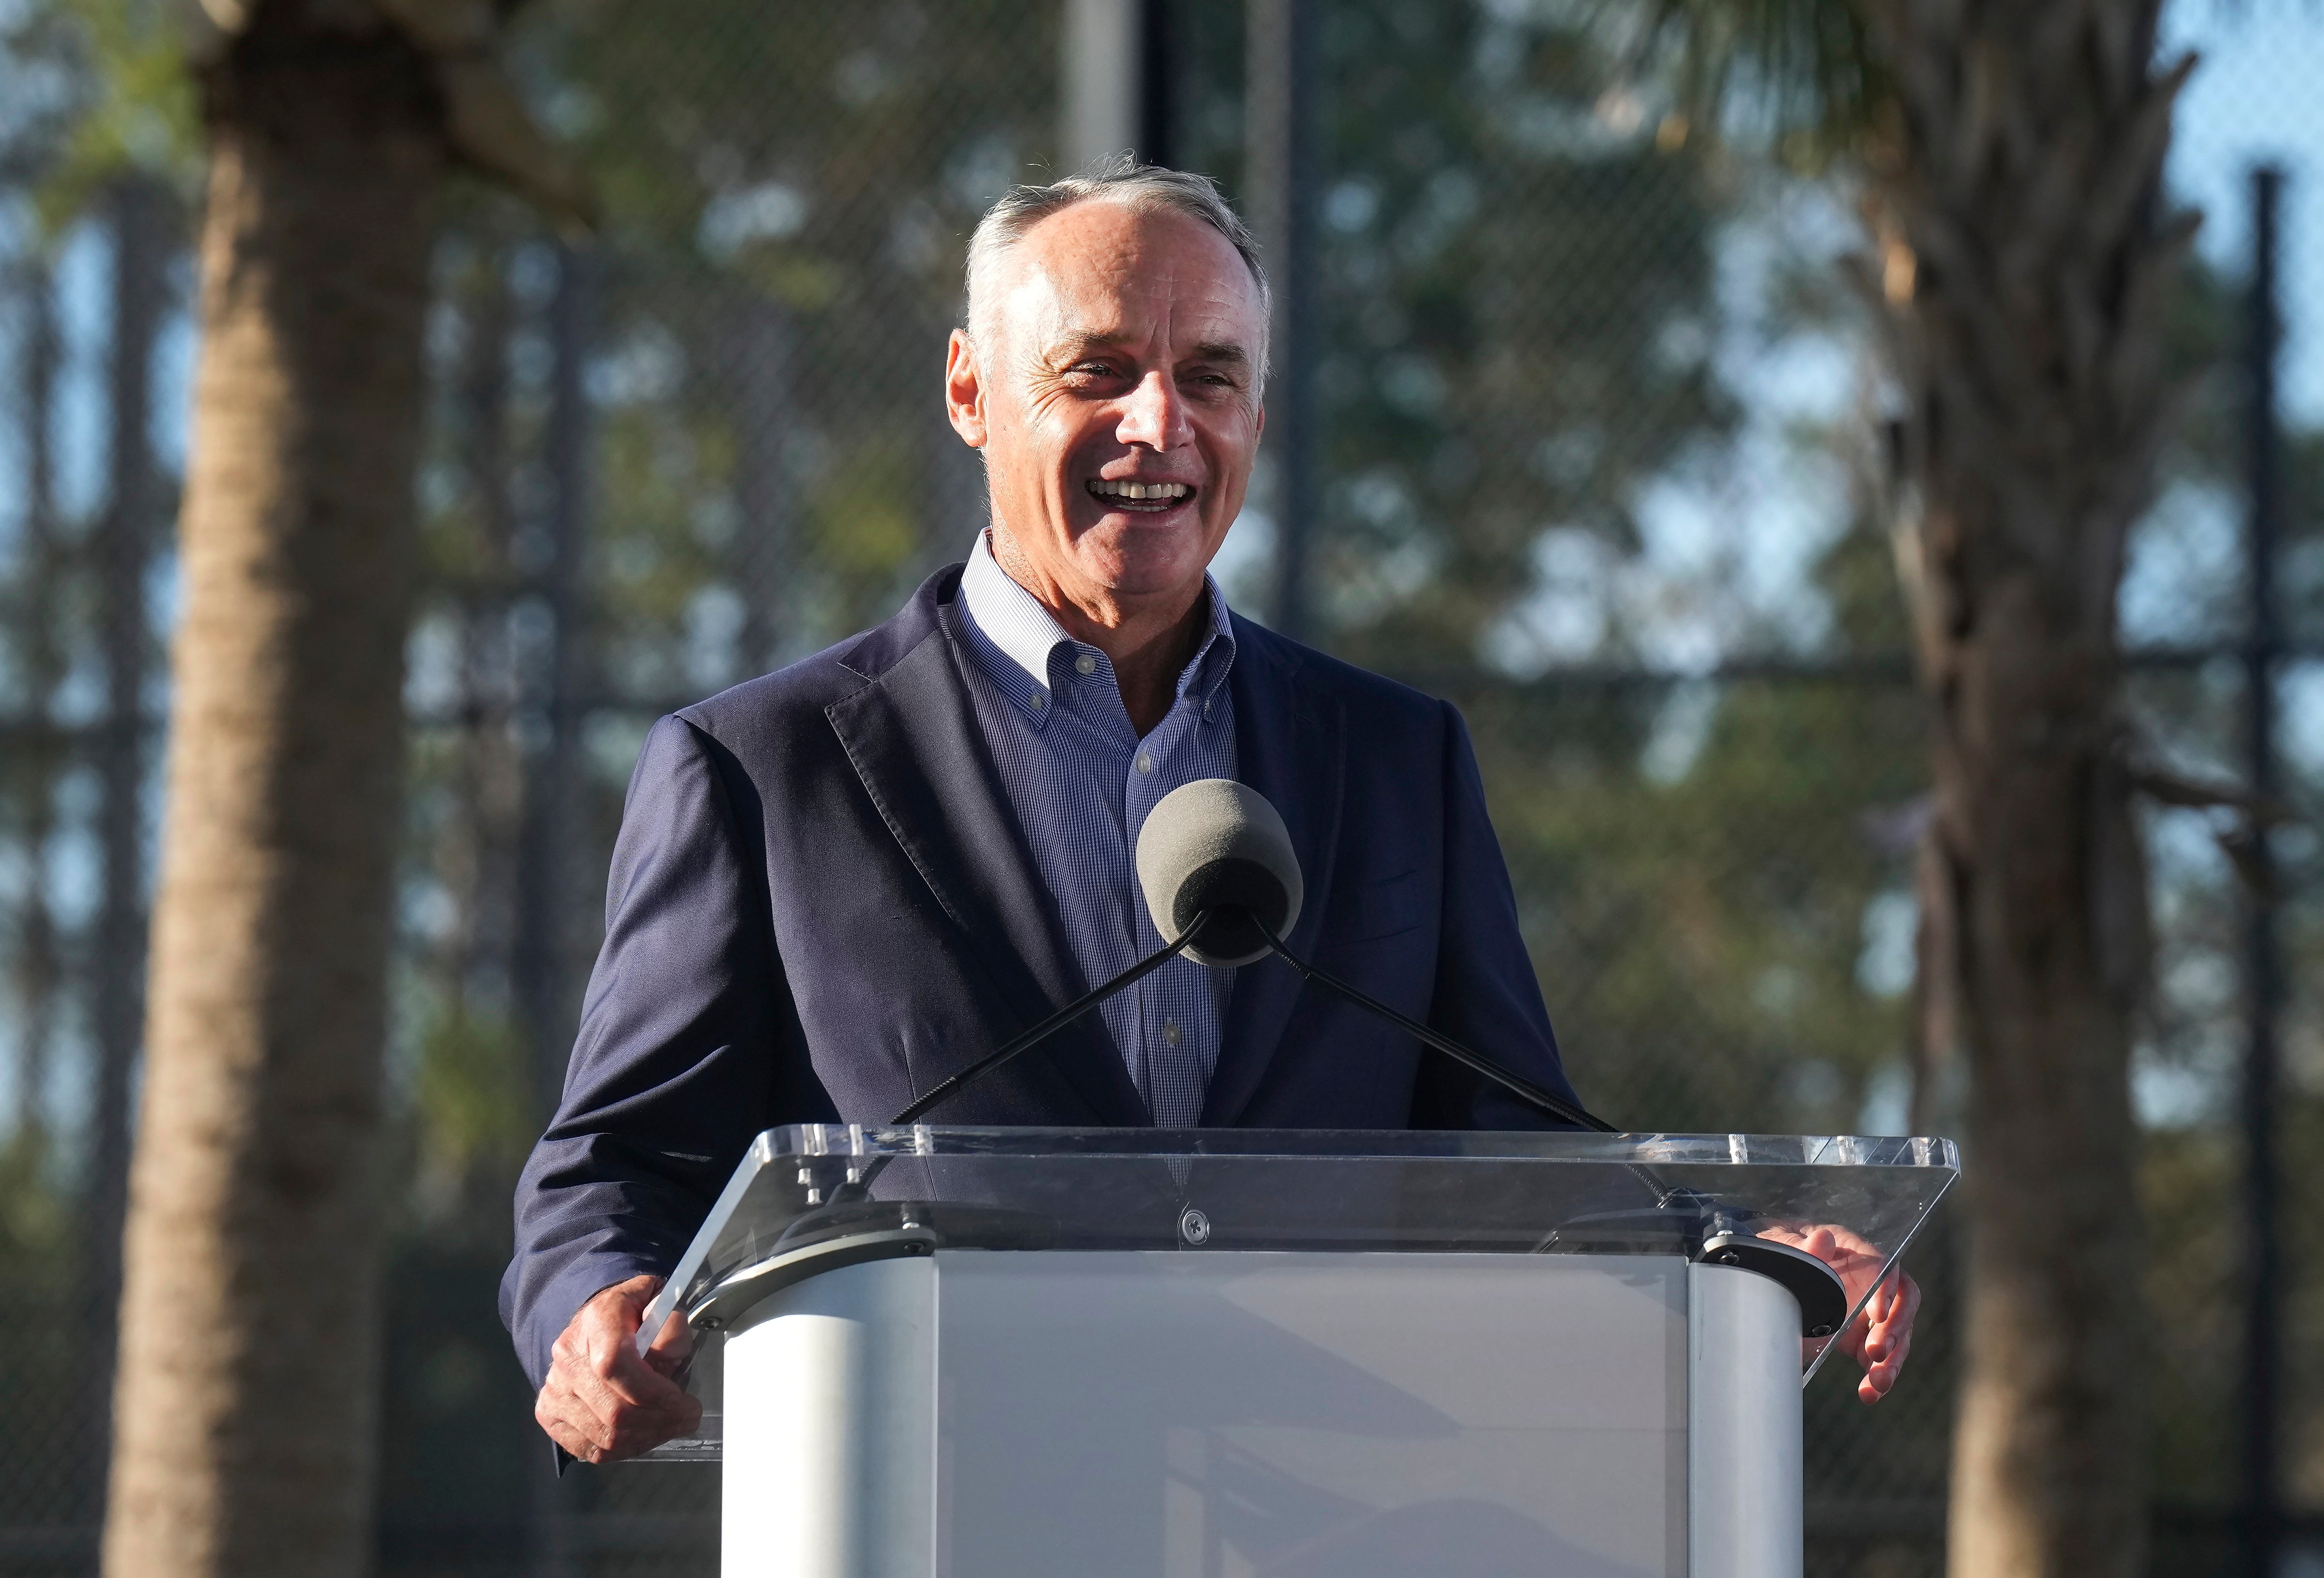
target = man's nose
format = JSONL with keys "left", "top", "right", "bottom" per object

{"left": 1116, "top": 369, "right": 1191, "bottom": 450}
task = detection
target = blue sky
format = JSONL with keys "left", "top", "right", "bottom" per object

{"left": 2166, "top": 0, "right": 2324, "bottom": 423}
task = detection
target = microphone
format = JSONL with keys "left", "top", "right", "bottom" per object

{"left": 896, "top": 779, "right": 1302, "bottom": 1124}
{"left": 1135, "top": 778, "right": 1301, "bottom": 966}
{"left": 1135, "top": 778, "right": 1611, "bottom": 1133}
{"left": 891, "top": 779, "right": 1299, "bottom": 1125}
{"left": 900, "top": 778, "right": 1609, "bottom": 1134}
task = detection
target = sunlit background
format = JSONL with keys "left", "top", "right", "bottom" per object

{"left": 1, "top": 0, "right": 2321, "bottom": 1571}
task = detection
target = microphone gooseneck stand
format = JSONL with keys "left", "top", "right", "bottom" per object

{"left": 1250, "top": 922, "right": 1614, "bottom": 1134}
{"left": 1250, "top": 920, "right": 1707, "bottom": 1212}
{"left": 1248, "top": 918, "right": 1841, "bottom": 1333}
{"left": 777, "top": 903, "right": 1843, "bottom": 1335}
{"left": 810, "top": 916, "right": 1215, "bottom": 1216}
{"left": 892, "top": 915, "right": 1212, "bottom": 1125}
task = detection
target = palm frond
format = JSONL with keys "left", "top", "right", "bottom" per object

{"left": 1626, "top": 0, "right": 1887, "bottom": 162}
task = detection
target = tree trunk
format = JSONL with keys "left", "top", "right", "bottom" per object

{"left": 1866, "top": 1, "right": 2189, "bottom": 1572}
{"left": 103, "top": 16, "right": 445, "bottom": 1576}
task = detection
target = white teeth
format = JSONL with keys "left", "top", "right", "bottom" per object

{"left": 1090, "top": 480, "right": 1191, "bottom": 501}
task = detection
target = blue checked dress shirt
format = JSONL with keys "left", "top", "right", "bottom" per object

{"left": 953, "top": 531, "right": 1238, "bottom": 1127}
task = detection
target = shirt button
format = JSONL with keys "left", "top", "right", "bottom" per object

{"left": 1031, "top": 693, "right": 1047, "bottom": 711}
{"left": 1135, "top": 752, "right": 1155, "bottom": 774}
{"left": 1163, "top": 1021, "right": 1183, "bottom": 1047}
{"left": 1074, "top": 652, "right": 1097, "bottom": 675}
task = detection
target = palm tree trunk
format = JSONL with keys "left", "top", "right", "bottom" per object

{"left": 102, "top": 22, "right": 445, "bottom": 1577}
{"left": 1866, "top": 0, "right": 2190, "bottom": 1571}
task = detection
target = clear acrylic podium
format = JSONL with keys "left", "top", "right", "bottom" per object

{"left": 637, "top": 1126, "right": 1957, "bottom": 1578}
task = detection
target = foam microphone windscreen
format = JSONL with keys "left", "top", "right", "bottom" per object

{"left": 1135, "top": 779, "right": 1304, "bottom": 967}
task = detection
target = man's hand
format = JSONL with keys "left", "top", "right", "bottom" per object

{"left": 1756, "top": 1223, "right": 1922, "bottom": 1405}
{"left": 535, "top": 1274, "right": 702, "bottom": 1464}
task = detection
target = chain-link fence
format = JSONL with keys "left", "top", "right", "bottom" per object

{"left": 2, "top": 0, "right": 2322, "bottom": 1573}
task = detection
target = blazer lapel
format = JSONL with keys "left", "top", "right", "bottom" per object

{"left": 1202, "top": 623, "right": 1346, "bottom": 1126}
{"left": 823, "top": 594, "right": 1149, "bottom": 1126}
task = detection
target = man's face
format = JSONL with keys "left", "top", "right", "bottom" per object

{"left": 946, "top": 200, "right": 1266, "bottom": 613}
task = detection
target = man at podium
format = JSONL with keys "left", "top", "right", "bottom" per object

{"left": 504, "top": 162, "right": 1917, "bottom": 1465}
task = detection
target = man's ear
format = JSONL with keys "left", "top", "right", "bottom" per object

{"left": 945, "top": 329, "right": 988, "bottom": 448}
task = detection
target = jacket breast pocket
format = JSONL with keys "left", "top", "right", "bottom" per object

{"left": 1327, "top": 870, "right": 1426, "bottom": 944}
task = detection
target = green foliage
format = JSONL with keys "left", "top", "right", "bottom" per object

{"left": 1476, "top": 669, "right": 1923, "bottom": 1131}
{"left": 0, "top": 1132, "right": 82, "bottom": 1516}
{"left": 0, "top": 1129, "right": 67, "bottom": 1276}
{"left": 508, "top": 0, "right": 1057, "bottom": 674}
{"left": 1202, "top": 0, "right": 1739, "bottom": 670}
{"left": 2142, "top": 1123, "right": 2242, "bottom": 1503}
{"left": 413, "top": 997, "right": 535, "bottom": 1180}
{"left": 22, "top": 0, "right": 199, "bottom": 230}
{"left": 808, "top": 432, "right": 930, "bottom": 592}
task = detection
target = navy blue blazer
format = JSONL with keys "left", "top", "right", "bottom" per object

{"left": 500, "top": 565, "right": 1580, "bottom": 1387}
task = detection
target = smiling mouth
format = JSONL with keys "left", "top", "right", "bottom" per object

{"left": 1087, "top": 478, "right": 1195, "bottom": 514}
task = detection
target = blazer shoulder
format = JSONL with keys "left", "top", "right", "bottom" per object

{"left": 675, "top": 563, "right": 963, "bottom": 752}
{"left": 1233, "top": 613, "right": 1453, "bottom": 737}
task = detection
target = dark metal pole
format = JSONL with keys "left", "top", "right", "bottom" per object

{"left": 13, "top": 254, "right": 63, "bottom": 1153}
{"left": 85, "top": 176, "right": 168, "bottom": 1512}
{"left": 1138, "top": 0, "right": 1175, "bottom": 168}
{"left": 1245, "top": 0, "right": 1319, "bottom": 641}
{"left": 520, "top": 241, "right": 592, "bottom": 1578}
{"left": 2238, "top": 162, "right": 2285, "bottom": 1578}
{"left": 519, "top": 243, "right": 591, "bottom": 1151}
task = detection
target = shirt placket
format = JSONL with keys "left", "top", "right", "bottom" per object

{"left": 1129, "top": 695, "right": 1205, "bottom": 1076}
{"left": 1061, "top": 650, "right": 1150, "bottom": 1094}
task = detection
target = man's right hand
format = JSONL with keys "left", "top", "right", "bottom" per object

{"left": 535, "top": 1274, "right": 702, "bottom": 1464}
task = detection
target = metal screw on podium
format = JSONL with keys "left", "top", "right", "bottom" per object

{"left": 1179, "top": 1208, "right": 1212, "bottom": 1246}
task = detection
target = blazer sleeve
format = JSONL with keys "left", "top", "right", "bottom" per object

{"left": 1411, "top": 701, "right": 1592, "bottom": 1131}
{"left": 498, "top": 713, "right": 793, "bottom": 1391}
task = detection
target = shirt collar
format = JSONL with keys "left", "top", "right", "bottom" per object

{"left": 957, "top": 530, "right": 1236, "bottom": 719}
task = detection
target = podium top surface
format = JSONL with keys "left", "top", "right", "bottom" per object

{"left": 648, "top": 1125, "right": 1956, "bottom": 1381}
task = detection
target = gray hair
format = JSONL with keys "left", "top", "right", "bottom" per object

{"left": 963, "top": 157, "right": 1271, "bottom": 385}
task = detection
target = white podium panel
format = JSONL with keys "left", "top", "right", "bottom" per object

{"left": 725, "top": 1250, "right": 1800, "bottom": 1578}
{"left": 651, "top": 1126, "right": 1956, "bottom": 1578}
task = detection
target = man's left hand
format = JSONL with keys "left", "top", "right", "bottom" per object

{"left": 1756, "top": 1222, "right": 1921, "bottom": 1404}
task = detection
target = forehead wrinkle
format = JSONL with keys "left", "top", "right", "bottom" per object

{"left": 1032, "top": 285, "right": 1260, "bottom": 364}
{"left": 977, "top": 208, "right": 1267, "bottom": 402}
{"left": 1042, "top": 327, "right": 1256, "bottom": 367}
{"left": 1016, "top": 209, "right": 1258, "bottom": 327}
